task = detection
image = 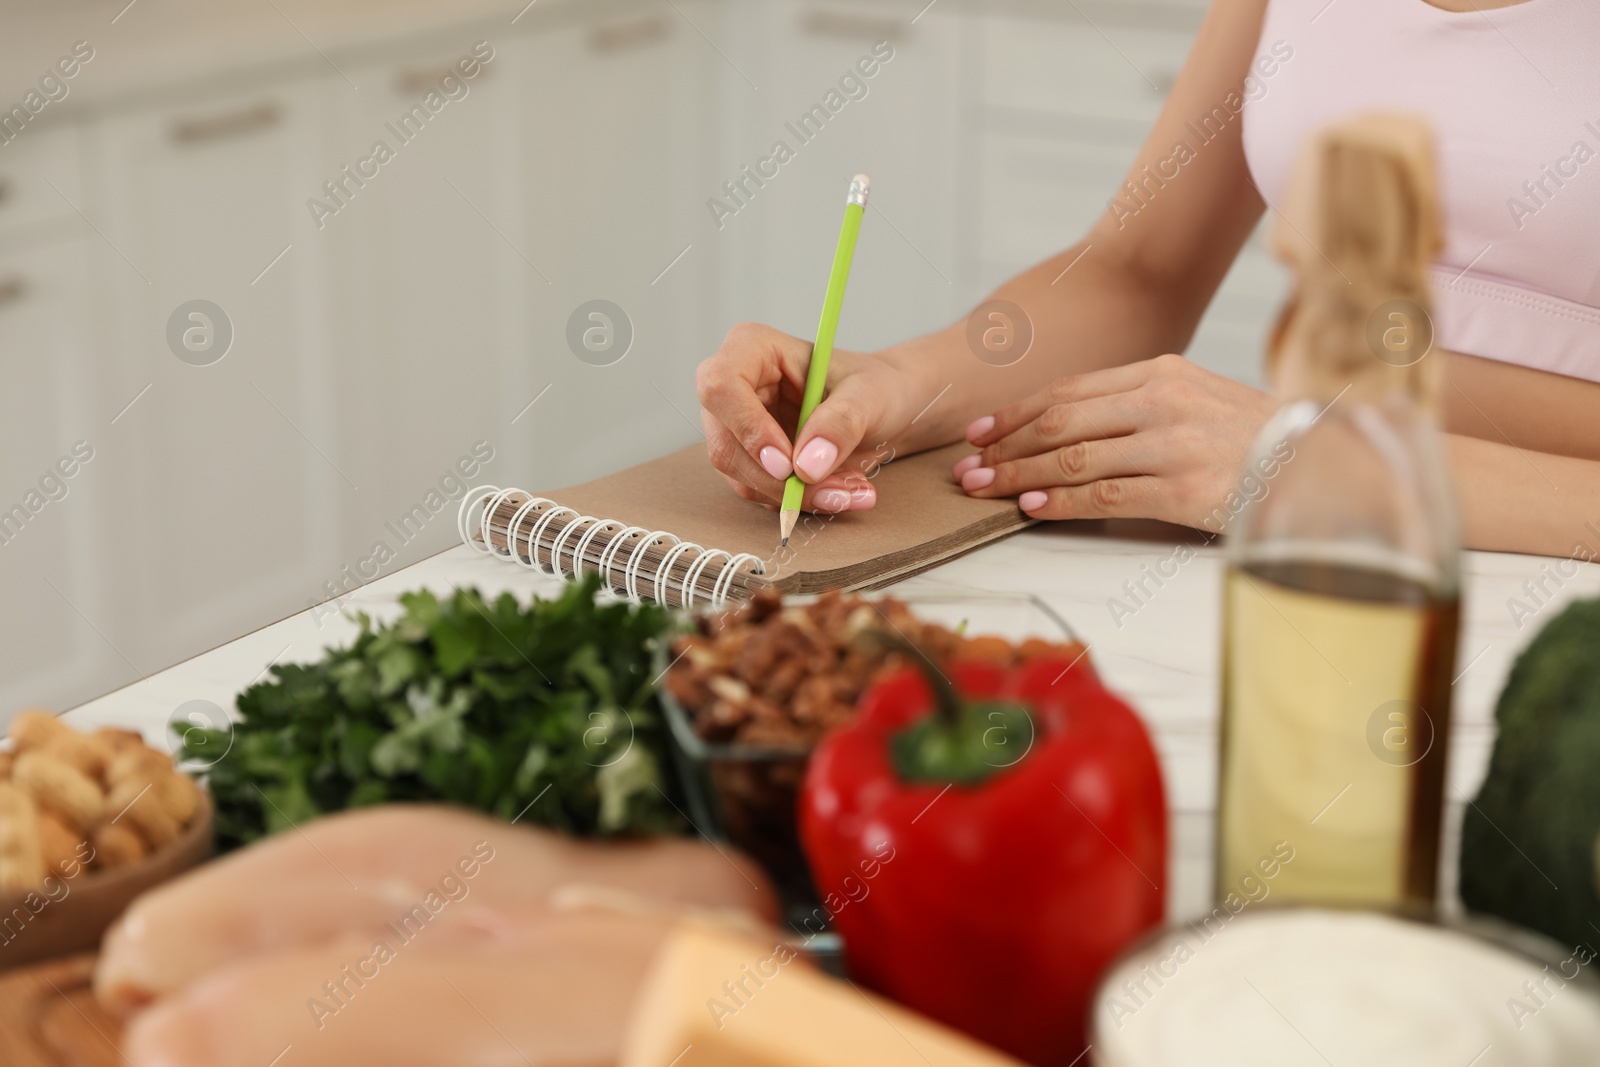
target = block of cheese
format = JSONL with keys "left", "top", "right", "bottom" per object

{"left": 620, "top": 924, "right": 1027, "bottom": 1067}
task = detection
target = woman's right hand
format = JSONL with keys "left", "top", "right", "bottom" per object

{"left": 696, "top": 322, "right": 915, "bottom": 513}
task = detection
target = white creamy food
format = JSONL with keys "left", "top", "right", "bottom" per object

{"left": 1093, "top": 909, "right": 1600, "bottom": 1067}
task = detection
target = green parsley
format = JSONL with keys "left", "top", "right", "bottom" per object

{"left": 181, "top": 576, "right": 686, "bottom": 849}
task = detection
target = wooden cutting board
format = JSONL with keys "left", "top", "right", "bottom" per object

{"left": 0, "top": 954, "right": 126, "bottom": 1067}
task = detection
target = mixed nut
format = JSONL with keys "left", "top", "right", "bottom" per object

{"left": 0, "top": 711, "right": 201, "bottom": 890}
{"left": 664, "top": 590, "right": 1079, "bottom": 748}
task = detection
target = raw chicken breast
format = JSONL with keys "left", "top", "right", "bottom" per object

{"left": 97, "top": 804, "right": 774, "bottom": 1012}
{"left": 126, "top": 910, "right": 719, "bottom": 1067}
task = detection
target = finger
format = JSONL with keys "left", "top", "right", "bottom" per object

{"left": 1017, "top": 477, "right": 1161, "bottom": 520}
{"left": 824, "top": 461, "right": 878, "bottom": 512}
{"left": 979, "top": 393, "right": 1138, "bottom": 467}
{"left": 703, "top": 411, "right": 784, "bottom": 500}
{"left": 808, "top": 486, "right": 853, "bottom": 513}
{"left": 802, "top": 458, "right": 880, "bottom": 513}
{"left": 791, "top": 374, "right": 884, "bottom": 485}
{"left": 696, "top": 325, "right": 810, "bottom": 481}
{"left": 961, "top": 437, "right": 1149, "bottom": 498}
{"left": 719, "top": 472, "right": 777, "bottom": 511}
{"left": 716, "top": 452, "right": 876, "bottom": 513}
{"left": 967, "top": 360, "right": 1158, "bottom": 447}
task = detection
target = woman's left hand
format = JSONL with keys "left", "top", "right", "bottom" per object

{"left": 955, "top": 354, "right": 1278, "bottom": 530}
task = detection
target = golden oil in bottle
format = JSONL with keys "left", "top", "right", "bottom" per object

{"left": 1217, "top": 559, "right": 1457, "bottom": 907}
{"left": 1215, "top": 112, "right": 1460, "bottom": 911}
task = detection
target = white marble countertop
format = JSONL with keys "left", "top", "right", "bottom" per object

{"left": 66, "top": 522, "right": 1597, "bottom": 922}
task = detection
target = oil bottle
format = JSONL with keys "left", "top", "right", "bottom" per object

{"left": 1215, "top": 113, "right": 1461, "bottom": 911}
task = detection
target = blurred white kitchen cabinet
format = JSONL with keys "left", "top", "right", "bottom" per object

{"left": 0, "top": 0, "right": 1297, "bottom": 720}
{"left": 967, "top": 3, "right": 1192, "bottom": 284}
{"left": 976, "top": 2, "right": 1194, "bottom": 131}
{"left": 714, "top": 0, "right": 965, "bottom": 356}
{"left": 23, "top": 0, "right": 729, "bottom": 705}
{"left": 0, "top": 231, "right": 112, "bottom": 714}
{"left": 0, "top": 125, "right": 84, "bottom": 240}
{"left": 1185, "top": 231, "right": 1286, "bottom": 389}
{"left": 286, "top": 0, "right": 723, "bottom": 595}
{"left": 506, "top": 1, "right": 722, "bottom": 490}
{"left": 969, "top": 0, "right": 1286, "bottom": 388}
{"left": 972, "top": 131, "right": 1131, "bottom": 294}
{"left": 968, "top": 2, "right": 1195, "bottom": 286}
{"left": 317, "top": 32, "right": 530, "bottom": 577}
{"left": 84, "top": 75, "right": 345, "bottom": 671}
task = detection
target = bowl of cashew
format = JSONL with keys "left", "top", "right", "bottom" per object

{"left": 0, "top": 711, "right": 213, "bottom": 969}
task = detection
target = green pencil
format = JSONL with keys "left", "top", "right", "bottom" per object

{"left": 781, "top": 173, "right": 870, "bottom": 546}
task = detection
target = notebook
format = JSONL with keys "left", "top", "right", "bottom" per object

{"left": 460, "top": 441, "right": 1033, "bottom": 607}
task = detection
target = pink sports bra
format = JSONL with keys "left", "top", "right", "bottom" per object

{"left": 1243, "top": 0, "right": 1600, "bottom": 383}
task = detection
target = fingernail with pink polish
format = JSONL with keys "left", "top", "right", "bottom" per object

{"left": 1019, "top": 491, "right": 1048, "bottom": 512}
{"left": 961, "top": 467, "right": 996, "bottom": 491}
{"left": 951, "top": 454, "right": 981, "bottom": 480}
{"left": 796, "top": 438, "right": 839, "bottom": 481}
{"left": 966, "top": 415, "right": 995, "bottom": 443}
{"left": 814, "top": 488, "right": 850, "bottom": 512}
{"left": 758, "top": 445, "right": 792, "bottom": 480}
{"left": 848, "top": 485, "right": 876, "bottom": 510}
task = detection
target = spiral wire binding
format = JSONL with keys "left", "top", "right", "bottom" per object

{"left": 458, "top": 486, "right": 765, "bottom": 609}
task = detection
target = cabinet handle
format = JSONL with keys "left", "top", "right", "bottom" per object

{"left": 396, "top": 63, "right": 490, "bottom": 94}
{"left": 0, "top": 178, "right": 10, "bottom": 207}
{"left": 170, "top": 102, "right": 281, "bottom": 144}
{"left": 800, "top": 10, "right": 907, "bottom": 41}
{"left": 0, "top": 277, "right": 25, "bottom": 310}
{"left": 587, "top": 14, "right": 672, "bottom": 53}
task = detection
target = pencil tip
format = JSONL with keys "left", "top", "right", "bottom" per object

{"left": 779, "top": 509, "right": 798, "bottom": 545}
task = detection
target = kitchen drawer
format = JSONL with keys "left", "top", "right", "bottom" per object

{"left": 976, "top": 129, "right": 1286, "bottom": 387}
{"left": 975, "top": 131, "right": 1130, "bottom": 270}
{"left": 980, "top": 11, "right": 1195, "bottom": 126}
{"left": 0, "top": 125, "right": 84, "bottom": 239}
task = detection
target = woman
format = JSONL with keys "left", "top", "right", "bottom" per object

{"left": 695, "top": 0, "right": 1600, "bottom": 558}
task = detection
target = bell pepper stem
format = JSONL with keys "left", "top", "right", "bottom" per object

{"left": 857, "top": 628, "right": 963, "bottom": 728}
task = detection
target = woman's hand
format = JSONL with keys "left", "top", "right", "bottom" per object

{"left": 696, "top": 322, "right": 918, "bottom": 512}
{"left": 955, "top": 354, "right": 1278, "bottom": 530}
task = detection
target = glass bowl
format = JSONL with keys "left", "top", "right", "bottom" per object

{"left": 656, "top": 589, "right": 1081, "bottom": 943}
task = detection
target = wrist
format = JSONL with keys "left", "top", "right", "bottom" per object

{"left": 872, "top": 326, "right": 969, "bottom": 451}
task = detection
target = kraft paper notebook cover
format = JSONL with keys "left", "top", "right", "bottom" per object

{"left": 460, "top": 442, "right": 1034, "bottom": 607}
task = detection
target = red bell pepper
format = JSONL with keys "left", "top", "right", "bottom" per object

{"left": 799, "top": 651, "right": 1166, "bottom": 1066}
